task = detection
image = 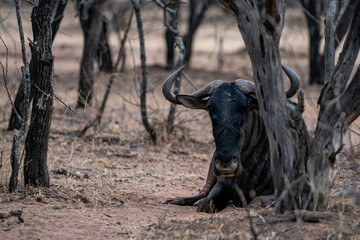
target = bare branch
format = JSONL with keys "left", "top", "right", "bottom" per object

{"left": 334, "top": 0, "right": 349, "bottom": 27}
{"left": 114, "top": 9, "right": 133, "bottom": 72}
{"left": 292, "top": 0, "right": 322, "bottom": 26}
{"left": 318, "top": 1, "right": 360, "bottom": 111}
{"left": 152, "top": 0, "right": 177, "bottom": 14}
{"left": 0, "top": 37, "right": 23, "bottom": 122}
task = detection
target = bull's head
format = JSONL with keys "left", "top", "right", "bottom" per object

{"left": 163, "top": 65, "right": 300, "bottom": 178}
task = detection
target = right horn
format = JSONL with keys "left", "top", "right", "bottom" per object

{"left": 282, "top": 64, "right": 300, "bottom": 98}
{"left": 235, "top": 64, "right": 300, "bottom": 98}
{"left": 162, "top": 66, "right": 223, "bottom": 104}
{"left": 162, "top": 66, "right": 185, "bottom": 104}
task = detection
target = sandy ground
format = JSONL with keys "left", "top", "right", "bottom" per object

{"left": 0, "top": 1, "right": 360, "bottom": 239}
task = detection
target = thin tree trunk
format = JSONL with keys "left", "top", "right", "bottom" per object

{"left": 23, "top": 0, "right": 55, "bottom": 187}
{"left": 7, "top": 0, "right": 68, "bottom": 131}
{"left": 96, "top": 19, "right": 113, "bottom": 74}
{"left": 94, "top": 11, "right": 132, "bottom": 128}
{"left": 8, "top": 0, "right": 31, "bottom": 192}
{"left": 160, "top": 1, "right": 186, "bottom": 134}
{"left": 184, "top": 0, "right": 212, "bottom": 65}
{"left": 77, "top": 0, "right": 105, "bottom": 108}
{"left": 165, "top": 28, "right": 175, "bottom": 69}
{"left": 132, "top": 0, "right": 157, "bottom": 144}
{"left": 323, "top": 0, "right": 338, "bottom": 84}
{"left": 51, "top": 0, "right": 68, "bottom": 42}
{"left": 303, "top": 0, "right": 324, "bottom": 85}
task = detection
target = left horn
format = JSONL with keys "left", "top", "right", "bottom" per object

{"left": 162, "top": 66, "right": 185, "bottom": 104}
{"left": 234, "top": 79, "right": 256, "bottom": 94}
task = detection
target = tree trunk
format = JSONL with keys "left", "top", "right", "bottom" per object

{"left": 77, "top": 0, "right": 106, "bottom": 108}
{"left": 7, "top": 0, "right": 67, "bottom": 131}
{"left": 23, "top": 0, "right": 55, "bottom": 187}
{"left": 132, "top": 0, "right": 157, "bottom": 144}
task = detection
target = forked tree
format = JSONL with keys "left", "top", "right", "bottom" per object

{"left": 218, "top": 0, "right": 359, "bottom": 212}
{"left": 300, "top": 0, "right": 356, "bottom": 85}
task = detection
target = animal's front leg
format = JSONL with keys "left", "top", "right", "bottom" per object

{"left": 196, "top": 181, "right": 225, "bottom": 213}
{"left": 161, "top": 158, "right": 217, "bottom": 206}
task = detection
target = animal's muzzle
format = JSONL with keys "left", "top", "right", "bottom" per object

{"left": 215, "top": 157, "right": 238, "bottom": 177}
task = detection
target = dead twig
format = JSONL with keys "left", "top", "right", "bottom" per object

{"left": 0, "top": 210, "right": 24, "bottom": 223}
{"left": 51, "top": 168, "right": 89, "bottom": 179}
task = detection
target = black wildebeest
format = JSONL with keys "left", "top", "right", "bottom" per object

{"left": 161, "top": 65, "right": 300, "bottom": 213}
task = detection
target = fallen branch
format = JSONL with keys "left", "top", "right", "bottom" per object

{"left": 114, "top": 153, "right": 138, "bottom": 158}
{"left": 51, "top": 168, "right": 89, "bottom": 179}
{"left": 0, "top": 210, "right": 24, "bottom": 223}
{"left": 265, "top": 210, "right": 334, "bottom": 223}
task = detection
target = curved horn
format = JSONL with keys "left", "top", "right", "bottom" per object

{"left": 162, "top": 66, "right": 185, "bottom": 104}
{"left": 235, "top": 64, "right": 300, "bottom": 98}
{"left": 162, "top": 66, "right": 223, "bottom": 105}
{"left": 282, "top": 64, "right": 300, "bottom": 98}
{"left": 190, "top": 80, "right": 223, "bottom": 98}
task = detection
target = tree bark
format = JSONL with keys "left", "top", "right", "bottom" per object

{"left": 23, "top": 0, "right": 55, "bottom": 187}
{"left": 7, "top": 0, "right": 68, "bottom": 131}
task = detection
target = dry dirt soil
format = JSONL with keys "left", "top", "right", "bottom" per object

{"left": 0, "top": 1, "right": 360, "bottom": 239}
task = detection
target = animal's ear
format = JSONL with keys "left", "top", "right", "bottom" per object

{"left": 176, "top": 95, "right": 208, "bottom": 110}
{"left": 248, "top": 93, "right": 258, "bottom": 110}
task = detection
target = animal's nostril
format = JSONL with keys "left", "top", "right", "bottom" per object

{"left": 232, "top": 157, "right": 237, "bottom": 164}
{"left": 215, "top": 158, "right": 220, "bottom": 165}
